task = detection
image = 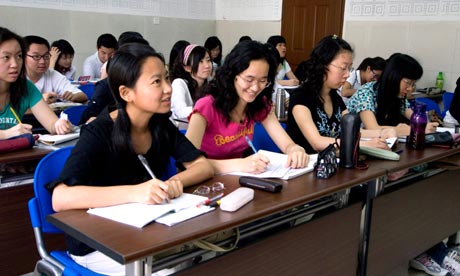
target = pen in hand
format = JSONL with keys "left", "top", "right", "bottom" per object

{"left": 245, "top": 135, "right": 258, "bottom": 154}
{"left": 137, "top": 154, "right": 170, "bottom": 203}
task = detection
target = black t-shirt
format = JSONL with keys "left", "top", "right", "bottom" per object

{"left": 47, "top": 108, "right": 203, "bottom": 256}
{"left": 79, "top": 79, "right": 114, "bottom": 124}
{"left": 286, "top": 87, "right": 346, "bottom": 154}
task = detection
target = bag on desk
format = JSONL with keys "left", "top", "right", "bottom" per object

{"left": 0, "top": 133, "right": 37, "bottom": 154}
{"left": 314, "top": 142, "right": 339, "bottom": 179}
{"left": 425, "top": 131, "right": 460, "bottom": 148}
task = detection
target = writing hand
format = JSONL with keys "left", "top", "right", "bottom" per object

{"left": 244, "top": 153, "right": 270, "bottom": 174}
{"left": 5, "top": 123, "right": 32, "bottom": 139}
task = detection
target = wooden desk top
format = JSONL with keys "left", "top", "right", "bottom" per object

{"left": 47, "top": 165, "right": 386, "bottom": 265}
{"left": 0, "top": 147, "right": 51, "bottom": 164}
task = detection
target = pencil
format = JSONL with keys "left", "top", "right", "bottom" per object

{"left": 9, "top": 106, "right": 22, "bottom": 124}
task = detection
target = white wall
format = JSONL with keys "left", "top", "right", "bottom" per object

{"left": 0, "top": 6, "right": 215, "bottom": 76}
{"left": 343, "top": 0, "right": 460, "bottom": 92}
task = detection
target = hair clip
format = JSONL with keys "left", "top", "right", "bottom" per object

{"left": 332, "top": 34, "right": 338, "bottom": 40}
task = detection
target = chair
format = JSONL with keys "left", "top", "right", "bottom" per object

{"left": 442, "top": 92, "right": 454, "bottom": 118}
{"left": 63, "top": 105, "right": 88, "bottom": 125}
{"left": 252, "top": 122, "right": 286, "bottom": 153}
{"left": 415, "top": 98, "right": 441, "bottom": 117}
{"left": 28, "top": 146, "right": 106, "bottom": 276}
{"left": 79, "top": 83, "right": 95, "bottom": 100}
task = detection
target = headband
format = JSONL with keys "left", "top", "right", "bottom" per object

{"left": 183, "top": 44, "right": 198, "bottom": 65}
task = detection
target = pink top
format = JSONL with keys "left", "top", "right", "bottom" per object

{"left": 191, "top": 95, "right": 271, "bottom": 159}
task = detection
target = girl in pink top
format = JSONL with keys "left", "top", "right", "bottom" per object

{"left": 187, "top": 40, "right": 308, "bottom": 174}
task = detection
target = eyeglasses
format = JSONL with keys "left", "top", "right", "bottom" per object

{"left": 238, "top": 75, "right": 271, "bottom": 89}
{"left": 193, "top": 182, "right": 225, "bottom": 196}
{"left": 329, "top": 63, "right": 354, "bottom": 73}
{"left": 402, "top": 78, "right": 416, "bottom": 88}
{"left": 27, "top": 53, "right": 51, "bottom": 61}
{"left": 371, "top": 70, "right": 381, "bottom": 80}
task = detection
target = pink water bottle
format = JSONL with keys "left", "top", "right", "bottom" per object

{"left": 407, "top": 102, "right": 427, "bottom": 150}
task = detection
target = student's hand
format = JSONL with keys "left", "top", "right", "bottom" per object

{"left": 380, "top": 128, "right": 397, "bottom": 139}
{"left": 286, "top": 79, "right": 299, "bottom": 86}
{"left": 285, "top": 144, "right": 308, "bottom": 168}
{"left": 426, "top": 122, "right": 439, "bottom": 133}
{"left": 395, "top": 123, "right": 410, "bottom": 137}
{"left": 3, "top": 123, "right": 33, "bottom": 139}
{"left": 49, "top": 47, "right": 60, "bottom": 68}
{"left": 243, "top": 153, "right": 270, "bottom": 174}
{"left": 361, "top": 138, "right": 390, "bottom": 150}
{"left": 137, "top": 179, "right": 171, "bottom": 204}
{"left": 54, "top": 118, "right": 72, "bottom": 135}
{"left": 61, "top": 91, "right": 75, "bottom": 102}
{"left": 164, "top": 178, "right": 183, "bottom": 199}
{"left": 43, "top": 92, "right": 59, "bottom": 104}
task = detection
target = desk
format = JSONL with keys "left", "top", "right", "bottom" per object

{"left": 362, "top": 145, "right": 460, "bottom": 276}
{"left": 0, "top": 147, "right": 65, "bottom": 275}
{"left": 48, "top": 166, "right": 386, "bottom": 276}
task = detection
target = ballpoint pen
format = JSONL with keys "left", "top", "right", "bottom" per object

{"left": 245, "top": 135, "right": 258, "bottom": 154}
{"left": 196, "top": 192, "right": 224, "bottom": 207}
{"left": 137, "top": 154, "right": 170, "bottom": 203}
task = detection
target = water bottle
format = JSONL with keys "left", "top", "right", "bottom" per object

{"left": 407, "top": 102, "right": 427, "bottom": 150}
{"left": 275, "top": 88, "right": 286, "bottom": 120}
{"left": 436, "top": 72, "right": 444, "bottom": 92}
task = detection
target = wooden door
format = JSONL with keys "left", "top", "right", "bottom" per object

{"left": 281, "top": 0, "right": 345, "bottom": 72}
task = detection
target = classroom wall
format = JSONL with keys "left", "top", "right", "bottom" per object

{"left": 0, "top": 6, "right": 215, "bottom": 76}
{"left": 343, "top": 0, "right": 460, "bottom": 92}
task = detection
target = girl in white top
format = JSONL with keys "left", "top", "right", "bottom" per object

{"left": 267, "top": 35, "right": 299, "bottom": 87}
{"left": 170, "top": 44, "right": 212, "bottom": 120}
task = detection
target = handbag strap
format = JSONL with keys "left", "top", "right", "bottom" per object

{"left": 191, "top": 228, "right": 240, "bottom": 252}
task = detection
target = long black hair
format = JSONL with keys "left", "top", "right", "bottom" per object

{"left": 204, "top": 36, "right": 222, "bottom": 65}
{"left": 107, "top": 43, "right": 171, "bottom": 171}
{"left": 375, "top": 53, "right": 423, "bottom": 126}
{"left": 170, "top": 45, "right": 209, "bottom": 101}
{"left": 357, "top": 56, "right": 386, "bottom": 71}
{"left": 296, "top": 35, "right": 353, "bottom": 103}
{"left": 204, "top": 40, "right": 276, "bottom": 125}
{"left": 0, "top": 27, "right": 27, "bottom": 112}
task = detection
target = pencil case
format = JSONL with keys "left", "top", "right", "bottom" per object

{"left": 0, "top": 133, "right": 37, "bottom": 154}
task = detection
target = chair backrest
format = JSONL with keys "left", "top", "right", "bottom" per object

{"left": 63, "top": 105, "right": 88, "bottom": 125}
{"left": 415, "top": 98, "right": 441, "bottom": 117}
{"left": 442, "top": 92, "right": 454, "bottom": 118}
{"left": 32, "top": 146, "right": 74, "bottom": 233}
{"left": 252, "top": 122, "right": 285, "bottom": 153}
{"left": 79, "top": 83, "right": 95, "bottom": 99}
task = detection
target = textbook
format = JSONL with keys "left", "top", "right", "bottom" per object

{"left": 38, "top": 126, "right": 80, "bottom": 146}
{"left": 228, "top": 150, "right": 317, "bottom": 180}
{"left": 87, "top": 193, "right": 214, "bottom": 228}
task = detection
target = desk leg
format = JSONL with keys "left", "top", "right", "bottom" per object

{"left": 358, "top": 177, "right": 384, "bottom": 276}
{"left": 125, "top": 260, "right": 143, "bottom": 276}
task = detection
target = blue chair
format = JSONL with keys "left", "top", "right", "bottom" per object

{"left": 415, "top": 98, "right": 441, "bottom": 117}
{"left": 63, "top": 105, "right": 88, "bottom": 125}
{"left": 79, "top": 83, "right": 95, "bottom": 100}
{"left": 442, "top": 92, "right": 454, "bottom": 118}
{"left": 252, "top": 122, "right": 286, "bottom": 153}
{"left": 28, "top": 146, "right": 106, "bottom": 276}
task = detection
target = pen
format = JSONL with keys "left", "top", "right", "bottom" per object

{"left": 137, "top": 154, "right": 170, "bottom": 203}
{"left": 245, "top": 135, "right": 257, "bottom": 154}
{"left": 9, "top": 106, "right": 22, "bottom": 124}
{"left": 196, "top": 192, "right": 224, "bottom": 207}
{"left": 209, "top": 200, "right": 221, "bottom": 208}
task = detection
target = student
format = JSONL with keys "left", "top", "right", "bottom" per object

{"left": 186, "top": 40, "right": 308, "bottom": 174}
{"left": 266, "top": 35, "right": 299, "bottom": 87}
{"left": 49, "top": 39, "right": 76, "bottom": 81}
{"left": 339, "top": 56, "right": 386, "bottom": 101}
{"left": 238, "top": 36, "right": 252, "bottom": 43}
{"left": 443, "top": 76, "right": 460, "bottom": 126}
{"left": 81, "top": 33, "right": 117, "bottom": 80}
{"left": 286, "top": 35, "right": 392, "bottom": 154}
{"left": 346, "top": 53, "right": 438, "bottom": 136}
{"left": 0, "top": 27, "right": 71, "bottom": 139}
{"left": 168, "top": 40, "right": 190, "bottom": 70}
{"left": 23, "top": 35, "right": 87, "bottom": 104}
{"left": 47, "top": 43, "right": 213, "bottom": 275}
{"left": 170, "top": 44, "right": 212, "bottom": 120}
{"left": 204, "top": 36, "right": 223, "bottom": 75}
{"left": 79, "top": 33, "right": 150, "bottom": 124}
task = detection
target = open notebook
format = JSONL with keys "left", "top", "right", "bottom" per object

{"left": 87, "top": 193, "right": 214, "bottom": 228}
{"left": 38, "top": 126, "right": 80, "bottom": 146}
{"left": 228, "top": 150, "right": 317, "bottom": 180}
